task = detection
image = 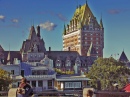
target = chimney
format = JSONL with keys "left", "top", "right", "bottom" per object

{"left": 49, "top": 47, "right": 51, "bottom": 52}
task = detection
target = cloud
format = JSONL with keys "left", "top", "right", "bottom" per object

{"left": 38, "top": 11, "right": 68, "bottom": 22}
{"left": 108, "top": 9, "right": 121, "bottom": 14}
{"left": 108, "top": 9, "right": 130, "bottom": 14}
{"left": 11, "top": 19, "right": 19, "bottom": 23}
{"left": 0, "top": 15, "right": 5, "bottom": 22}
{"left": 56, "top": 13, "right": 68, "bottom": 22}
{"left": 39, "top": 21, "right": 57, "bottom": 31}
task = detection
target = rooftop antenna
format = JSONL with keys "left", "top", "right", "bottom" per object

{"left": 76, "top": 0, "right": 79, "bottom": 8}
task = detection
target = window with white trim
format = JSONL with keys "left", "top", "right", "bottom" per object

{"left": 65, "top": 82, "right": 81, "bottom": 88}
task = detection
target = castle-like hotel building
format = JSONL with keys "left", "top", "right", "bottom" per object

{"left": 63, "top": 1, "right": 104, "bottom": 57}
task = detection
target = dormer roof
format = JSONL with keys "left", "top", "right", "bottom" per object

{"left": 0, "top": 45, "right": 4, "bottom": 52}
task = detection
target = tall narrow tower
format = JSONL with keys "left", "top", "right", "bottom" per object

{"left": 62, "top": 1, "right": 104, "bottom": 57}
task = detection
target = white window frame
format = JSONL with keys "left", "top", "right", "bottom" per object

{"left": 65, "top": 82, "right": 81, "bottom": 88}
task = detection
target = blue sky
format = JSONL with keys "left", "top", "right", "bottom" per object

{"left": 0, "top": 0, "right": 130, "bottom": 60}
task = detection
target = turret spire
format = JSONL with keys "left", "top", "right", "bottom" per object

{"left": 63, "top": 24, "right": 66, "bottom": 35}
{"left": 7, "top": 44, "right": 11, "bottom": 64}
{"left": 100, "top": 13, "right": 104, "bottom": 29}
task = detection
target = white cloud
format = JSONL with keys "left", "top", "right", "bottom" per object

{"left": 40, "top": 21, "right": 57, "bottom": 31}
{"left": 12, "top": 19, "right": 19, "bottom": 23}
{"left": 0, "top": 15, "right": 5, "bottom": 22}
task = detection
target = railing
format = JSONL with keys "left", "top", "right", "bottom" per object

{"left": 2, "top": 90, "right": 130, "bottom": 97}
{"left": 36, "top": 90, "right": 83, "bottom": 97}
{"left": 95, "top": 91, "right": 130, "bottom": 97}
{"left": 1, "top": 90, "right": 82, "bottom": 97}
{"left": 0, "top": 91, "right": 8, "bottom": 97}
{"left": 24, "top": 75, "right": 55, "bottom": 78}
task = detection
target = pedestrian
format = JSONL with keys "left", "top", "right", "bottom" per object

{"left": 17, "top": 77, "right": 33, "bottom": 97}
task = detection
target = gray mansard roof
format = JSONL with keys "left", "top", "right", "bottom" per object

{"left": 47, "top": 51, "right": 97, "bottom": 67}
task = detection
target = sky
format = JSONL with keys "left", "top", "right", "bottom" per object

{"left": 0, "top": 0, "right": 130, "bottom": 60}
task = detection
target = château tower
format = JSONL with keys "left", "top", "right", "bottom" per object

{"left": 62, "top": 1, "right": 104, "bottom": 57}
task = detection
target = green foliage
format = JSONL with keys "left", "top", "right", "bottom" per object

{"left": 54, "top": 68, "right": 74, "bottom": 75}
{"left": 0, "top": 69, "right": 12, "bottom": 91}
{"left": 86, "top": 57, "right": 130, "bottom": 91}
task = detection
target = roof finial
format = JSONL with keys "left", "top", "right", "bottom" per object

{"left": 63, "top": 23, "right": 66, "bottom": 35}
{"left": 100, "top": 13, "right": 103, "bottom": 28}
{"left": 86, "top": 0, "right": 88, "bottom": 4}
{"left": 76, "top": 0, "right": 79, "bottom": 9}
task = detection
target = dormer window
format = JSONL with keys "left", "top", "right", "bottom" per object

{"left": 30, "top": 55, "right": 33, "bottom": 58}
{"left": 57, "top": 64, "right": 60, "bottom": 67}
{"left": 66, "top": 60, "right": 71, "bottom": 66}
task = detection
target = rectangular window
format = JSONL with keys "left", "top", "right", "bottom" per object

{"left": 38, "top": 80, "right": 43, "bottom": 87}
{"left": 65, "top": 82, "right": 81, "bottom": 88}
{"left": 21, "top": 70, "right": 24, "bottom": 77}
{"left": 48, "top": 80, "right": 53, "bottom": 89}
{"left": 32, "top": 70, "right": 37, "bottom": 75}
{"left": 32, "top": 81, "right": 36, "bottom": 87}
{"left": 11, "top": 70, "right": 14, "bottom": 75}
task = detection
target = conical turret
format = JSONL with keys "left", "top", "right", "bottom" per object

{"left": 119, "top": 50, "right": 129, "bottom": 63}
{"left": 28, "top": 25, "right": 37, "bottom": 40}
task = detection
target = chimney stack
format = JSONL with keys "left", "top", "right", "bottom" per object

{"left": 49, "top": 47, "right": 51, "bottom": 52}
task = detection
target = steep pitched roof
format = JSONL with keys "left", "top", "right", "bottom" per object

{"left": 87, "top": 42, "right": 97, "bottom": 56}
{"left": 72, "top": 2, "right": 100, "bottom": 27}
{"left": 119, "top": 51, "right": 129, "bottom": 62}
{"left": 3, "top": 51, "right": 22, "bottom": 64}
{"left": 0, "top": 45, "right": 4, "bottom": 51}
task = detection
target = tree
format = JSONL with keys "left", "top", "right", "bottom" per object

{"left": 0, "top": 69, "right": 12, "bottom": 91}
{"left": 86, "top": 57, "right": 130, "bottom": 91}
